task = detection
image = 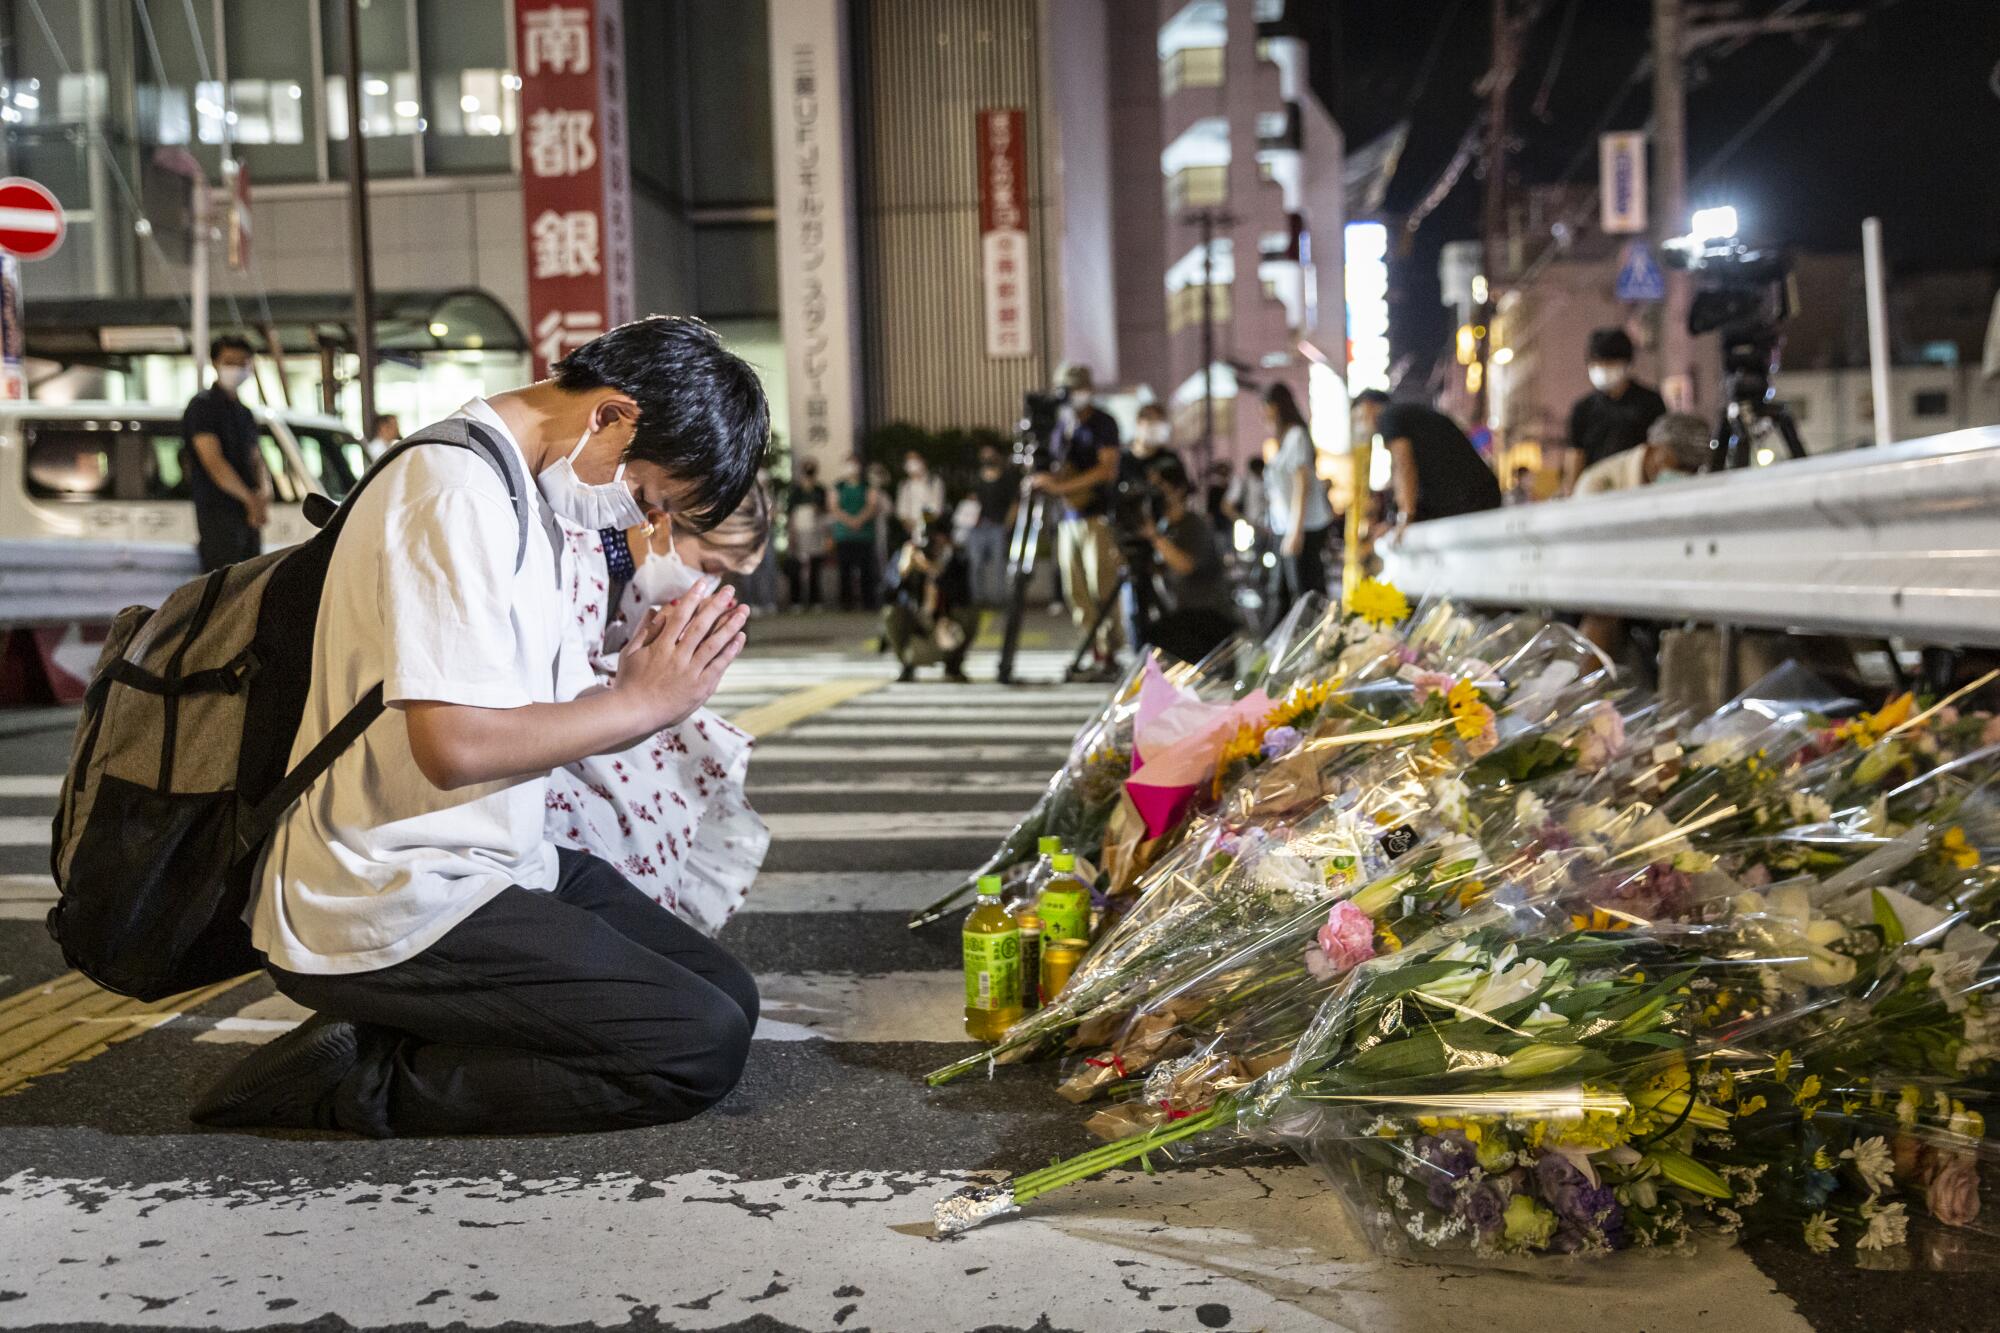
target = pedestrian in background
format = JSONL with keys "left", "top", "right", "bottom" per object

{"left": 966, "top": 442, "right": 1018, "bottom": 606}
{"left": 1140, "top": 456, "right": 1238, "bottom": 666}
{"left": 365, "top": 413, "right": 402, "bottom": 463}
{"left": 783, "top": 458, "right": 830, "bottom": 611}
{"left": 833, "top": 458, "right": 884, "bottom": 612}
{"left": 1563, "top": 327, "right": 1666, "bottom": 492}
{"left": 1354, "top": 388, "right": 1502, "bottom": 547}
{"left": 1261, "top": 383, "right": 1335, "bottom": 621}
{"left": 866, "top": 459, "right": 896, "bottom": 597}
{"left": 181, "top": 333, "right": 272, "bottom": 572}
{"left": 883, "top": 518, "right": 978, "bottom": 684}
{"left": 1032, "top": 364, "right": 1125, "bottom": 679}
{"left": 894, "top": 449, "right": 945, "bottom": 548}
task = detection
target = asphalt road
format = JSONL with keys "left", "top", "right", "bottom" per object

{"left": 0, "top": 615, "right": 1993, "bottom": 1332}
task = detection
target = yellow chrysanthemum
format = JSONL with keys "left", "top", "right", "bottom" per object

{"left": 1345, "top": 577, "right": 1411, "bottom": 628}
{"left": 1839, "top": 692, "right": 1916, "bottom": 747}
{"left": 1570, "top": 908, "right": 1633, "bottom": 932}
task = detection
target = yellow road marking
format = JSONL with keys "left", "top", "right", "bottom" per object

{"left": 0, "top": 973, "right": 252, "bottom": 1096}
{"left": 728, "top": 677, "right": 886, "bottom": 737}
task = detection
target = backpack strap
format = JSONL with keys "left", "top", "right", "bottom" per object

{"left": 235, "top": 682, "right": 387, "bottom": 860}
{"left": 306, "top": 418, "right": 533, "bottom": 574}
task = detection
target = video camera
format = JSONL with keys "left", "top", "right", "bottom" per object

{"left": 1661, "top": 235, "right": 1805, "bottom": 470}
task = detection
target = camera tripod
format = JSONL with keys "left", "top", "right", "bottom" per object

{"left": 993, "top": 483, "right": 1160, "bottom": 684}
{"left": 1708, "top": 327, "right": 1808, "bottom": 472}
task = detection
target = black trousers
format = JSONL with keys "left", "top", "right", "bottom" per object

{"left": 270, "top": 849, "right": 759, "bottom": 1138}
{"left": 1273, "top": 524, "right": 1332, "bottom": 621}
{"left": 834, "top": 540, "right": 880, "bottom": 610}
{"left": 195, "top": 505, "right": 261, "bottom": 572}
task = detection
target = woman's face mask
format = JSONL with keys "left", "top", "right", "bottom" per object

{"left": 538, "top": 418, "right": 649, "bottom": 531}
{"left": 1588, "top": 364, "right": 1629, "bottom": 393}
{"left": 631, "top": 517, "right": 713, "bottom": 607}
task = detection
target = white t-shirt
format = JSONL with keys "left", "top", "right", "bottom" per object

{"left": 1265, "top": 425, "right": 1335, "bottom": 536}
{"left": 252, "top": 399, "right": 590, "bottom": 975}
{"left": 1574, "top": 446, "right": 1649, "bottom": 496}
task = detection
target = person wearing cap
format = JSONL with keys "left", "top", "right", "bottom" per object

{"left": 1031, "top": 364, "right": 1126, "bottom": 678}
{"left": 1563, "top": 327, "right": 1667, "bottom": 493}
{"left": 1576, "top": 411, "right": 1710, "bottom": 658}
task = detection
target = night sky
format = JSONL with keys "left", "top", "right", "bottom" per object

{"left": 1321, "top": 0, "right": 2000, "bottom": 382}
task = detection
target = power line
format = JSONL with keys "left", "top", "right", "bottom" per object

{"left": 1531, "top": 0, "right": 1581, "bottom": 121}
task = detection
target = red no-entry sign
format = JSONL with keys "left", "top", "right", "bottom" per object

{"left": 0, "top": 178, "right": 65, "bottom": 261}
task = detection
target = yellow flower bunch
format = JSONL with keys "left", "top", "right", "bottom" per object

{"left": 1446, "top": 678, "right": 1496, "bottom": 744}
{"left": 1376, "top": 922, "right": 1403, "bottom": 953}
{"left": 1838, "top": 692, "right": 1916, "bottom": 747}
{"left": 1538, "top": 1106, "right": 1633, "bottom": 1153}
{"left": 1267, "top": 678, "right": 1336, "bottom": 731}
{"left": 1569, "top": 907, "right": 1634, "bottom": 932}
{"left": 1941, "top": 825, "right": 1980, "bottom": 870}
{"left": 1345, "top": 577, "right": 1411, "bottom": 628}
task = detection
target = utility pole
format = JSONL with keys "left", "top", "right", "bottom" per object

{"left": 1473, "top": 0, "right": 1516, "bottom": 432}
{"left": 342, "top": 0, "right": 379, "bottom": 435}
{"left": 1653, "top": 0, "right": 1692, "bottom": 410}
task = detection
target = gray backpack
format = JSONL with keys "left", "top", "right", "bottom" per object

{"left": 47, "top": 419, "right": 532, "bottom": 1000}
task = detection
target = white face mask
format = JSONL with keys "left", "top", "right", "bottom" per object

{"left": 1070, "top": 390, "right": 1093, "bottom": 411}
{"left": 630, "top": 519, "right": 712, "bottom": 607}
{"left": 538, "top": 422, "right": 649, "bottom": 531}
{"left": 1139, "top": 421, "right": 1171, "bottom": 448}
{"left": 215, "top": 364, "right": 250, "bottom": 392}
{"left": 1588, "top": 365, "right": 1628, "bottom": 393}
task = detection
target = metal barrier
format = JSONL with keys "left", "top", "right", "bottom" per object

{"left": 1381, "top": 424, "right": 2000, "bottom": 648}
{"left": 0, "top": 539, "right": 199, "bottom": 628}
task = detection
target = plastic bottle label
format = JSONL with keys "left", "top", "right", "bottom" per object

{"left": 963, "top": 929, "right": 1020, "bottom": 1010}
{"left": 1039, "top": 887, "right": 1089, "bottom": 942}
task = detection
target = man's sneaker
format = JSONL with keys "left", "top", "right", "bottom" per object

{"left": 191, "top": 1013, "right": 360, "bottom": 1130}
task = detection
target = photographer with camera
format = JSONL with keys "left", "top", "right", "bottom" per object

{"left": 1563, "top": 328, "right": 1667, "bottom": 494}
{"left": 1138, "top": 455, "right": 1239, "bottom": 666}
{"left": 1031, "top": 364, "right": 1126, "bottom": 680}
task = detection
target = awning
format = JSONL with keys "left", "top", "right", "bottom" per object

{"left": 24, "top": 288, "right": 527, "bottom": 364}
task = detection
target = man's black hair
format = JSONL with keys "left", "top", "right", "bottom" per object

{"left": 1148, "top": 454, "right": 1192, "bottom": 491}
{"left": 1353, "top": 388, "right": 1392, "bottom": 408}
{"left": 553, "top": 315, "right": 769, "bottom": 531}
{"left": 1587, "top": 327, "right": 1635, "bottom": 362}
{"left": 210, "top": 333, "right": 254, "bottom": 362}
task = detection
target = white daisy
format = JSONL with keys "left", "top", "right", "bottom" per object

{"left": 1841, "top": 1136, "right": 1895, "bottom": 1195}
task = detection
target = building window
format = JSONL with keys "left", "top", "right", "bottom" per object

{"left": 224, "top": 0, "right": 317, "bottom": 183}
{"left": 421, "top": 0, "right": 516, "bottom": 174}
{"left": 1168, "top": 164, "right": 1228, "bottom": 212}
{"left": 322, "top": 0, "right": 418, "bottom": 178}
{"left": 1912, "top": 389, "right": 1951, "bottom": 417}
{"left": 1161, "top": 46, "right": 1224, "bottom": 96}
{"left": 1167, "top": 282, "right": 1231, "bottom": 334}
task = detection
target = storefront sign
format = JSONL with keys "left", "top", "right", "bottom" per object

{"left": 1599, "top": 132, "right": 1648, "bottom": 236}
{"left": 977, "top": 107, "right": 1031, "bottom": 360}
{"left": 516, "top": 0, "right": 633, "bottom": 377}
{"left": 770, "top": 0, "right": 862, "bottom": 474}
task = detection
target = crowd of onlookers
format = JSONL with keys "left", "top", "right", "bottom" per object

{"left": 752, "top": 324, "right": 1711, "bottom": 681}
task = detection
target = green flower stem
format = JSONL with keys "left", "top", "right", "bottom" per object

{"left": 1010, "top": 1101, "right": 1237, "bottom": 1205}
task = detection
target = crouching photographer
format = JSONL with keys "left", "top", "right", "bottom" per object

{"left": 1136, "top": 456, "right": 1239, "bottom": 665}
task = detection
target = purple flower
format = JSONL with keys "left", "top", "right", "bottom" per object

{"left": 1459, "top": 1181, "right": 1508, "bottom": 1236}
{"left": 1426, "top": 1173, "right": 1457, "bottom": 1211}
{"left": 1419, "top": 1132, "right": 1477, "bottom": 1180}
{"left": 1534, "top": 1154, "right": 1624, "bottom": 1236}
{"left": 1261, "top": 726, "right": 1304, "bottom": 759}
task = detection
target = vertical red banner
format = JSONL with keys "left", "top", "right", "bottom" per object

{"left": 977, "top": 107, "right": 1031, "bottom": 360}
{"left": 517, "top": 0, "right": 633, "bottom": 378}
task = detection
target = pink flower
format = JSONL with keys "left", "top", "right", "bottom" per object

{"left": 1982, "top": 715, "right": 2000, "bottom": 747}
{"left": 1928, "top": 1152, "right": 1982, "bottom": 1227}
{"left": 1316, "top": 900, "right": 1377, "bottom": 973}
{"left": 1407, "top": 669, "right": 1457, "bottom": 705}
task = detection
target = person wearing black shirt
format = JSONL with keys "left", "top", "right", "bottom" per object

{"left": 1139, "top": 456, "right": 1238, "bottom": 665}
{"left": 1563, "top": 327, "right": 1666, "bottom": 491}
{"left": 1353, "top": 390, "right": 1501, "bottom": 542}
{"left": 182, "top": 333, "right": 272, "bottom": 572}
{"left": 1031, "top": 364, "right": 1124, "bottom": 677}
{"left": 883, "top": 520, "right": 979, "bottom": 683}
{"left": 966, "top": 444, "right": 1017, "bottom": 607}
